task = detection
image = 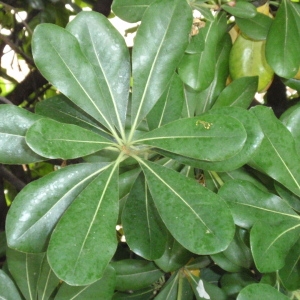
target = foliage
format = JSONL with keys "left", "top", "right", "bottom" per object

{"left": 1, "top": 0, "right": 300, "bottom": 299}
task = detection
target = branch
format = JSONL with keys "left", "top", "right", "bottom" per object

{"left": 0, "top": 96, "right": 13, "bottom": 104}
{"left": 0, "top": 164, "right": 26, "bottom": 191}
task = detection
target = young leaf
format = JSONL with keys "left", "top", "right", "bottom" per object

{"left": 0, "top": 105, "right": 44, "bottom": 164}
{"left": 66, "top": 11, "right": 130, "bottom": 137}
{"left": 26, "top": 118, "right": 114, "bottom": 159}
{"left": 55, "top": 265, "right": 116, "bottom": 299}
{"left": 122, "top": 173, "right": 167, "bottom": 260}
{"left": 212, "top": 76, "right": 258, "bottom": 109}
{"left": 265, "top": 0, "right": 300, "bottom": 78}
{"left": 47, "top": 163, "right": 119, "bottom": 285}
{"left": 249, "top": 105, "right": 300, "bottom": 197}
{"left": 112, "top": 0, "right": 155, "bottom": 22}
{"left": 0, "top": 269, "right": 23, "bottom": 300}
{"left": 154, "top": 272, "right": 179, "bottom": 300}
{"left": 221, "top": 2, "right": 257, "bottom": 19}
{"left": 139, "top": 159, "right": 235, "bottom": 254}
{"left": 32, "top": 23, "right": 116, "bottom": 133}
{"left": 235, "top": 13, "right": 273, "bottom": 41}
{"left": 6, "top": 248, "right": 45, "bottom": 300}
{"left": 6, "top": 163, "right": 106, "bottom": 253}
{"left": 130, "top": 0, "right": 192, "bottom": 136}
{"left": 137, "top": 114, "right": 247, "bottom": 162}
{"left": 237, "top": 283, "right": 290, "bottom": 300}
{"left": 111, "top": 259, "right": 164, "bottom": 291}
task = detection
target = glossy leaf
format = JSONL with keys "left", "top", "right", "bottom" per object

{"left": 280, "top": 103, "right": 300, "bottom": 154}
{"left": 212, "top": 76, "right": 258, "bottom": 109}
{"left": 32, "top": 23, "right": 115, "bottom": 132}
{"left": 112, "top": 287, "right": 154, "bottom": 300}
{"left": 35, "top": 95, "right": 111, "bottom": 137}
{"left": 251, "top": 219, "right": 300, "bottom": 272}
{"left": 47, "top": 163, "right": 119, "bottom": 285}
{"left": 122, "top": 173, "right": 167, "bottom": 260}
{"left": 154, "top": 272, "right": 178, "bottom": 300}
{"left": 139, "top": 159, "right": 235, "bottom": 254}
{"left": 6, "top": 163, "right": 106, "bottom": 253}
{"left": 0, "top": 104, "right": 44, "bottom": 164}
{"left": 235, "top": 13, "right": 273, "bottom": 41}
{"left": 54, "top": 265, "right": 116, "bottom": 299}
{"left": 66, "top": 11, "right": 130, "bottom": 136}
{"left": 0, "top": 269, "right": 22, "bottom": 300}
{"left": 192, "top": 107, "right": 264, "bottom": 171}
{"left": 279, "top": 237, "right": 300, "bottom": 291}
{"left": 26, "top": 118, "right": 114, "bottom": 159}
{"left": 137, "top": 114, "right": 247, "bottom": 162}
{"left": 147, "top": 73, "right": 184, "bottom": 131}
{"left": 130, "top": 0, "right": 192, "bottom": 133}
{"left": 219, "top": 180, "right": 300, "bottom": 272}
{"left": 265, "top": 0, "right": 300, "bottom": 78}
{"left": 221, "top": 2, "right": 257, "bottom": 18}
{"left": 195, "top": 33, "right": 232, "bottom": 114}
{"left": 154, "top": 232, "right": 192, "bottom": 273}
{"left": 111, "top": 259, "right": 164, "bottom": 291}
{"left": 275, "top": 181, "right": 300, "bottom": 212}
{"left": 178, "top": 15, "right": 226, "bottom": 91}
{"left": 37, "top": 255, "right": 60, "bottom": 300}
{"left": 112, "top": 0, "right": 155, "bottom": 22}
{"left": 237, "top": 283, "right": 290, "bottom": 300}
{"left": 6, "top": 248, "right": 45, "bottom": 300}
{"left": 249, "top": 105, "right": 300, "bottom": 197}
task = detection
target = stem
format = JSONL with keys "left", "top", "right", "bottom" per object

{"left": 177, "top": 271, "right": 183, "bottom": 300}
{"left": 209, "top": 171, "right": 224, "bottom": 187}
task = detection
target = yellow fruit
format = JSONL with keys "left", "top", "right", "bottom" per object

{"left": 229, "top": 34, "right": 274, "bottom": 92}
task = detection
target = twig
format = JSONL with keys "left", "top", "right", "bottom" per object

{"left": 0, "top": 165, "right": 26, "bottom": 191}
{"left": 0, "top": 96, "right": 13, "bottom": 104}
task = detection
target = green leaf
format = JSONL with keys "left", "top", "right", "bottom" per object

{"left": 237, "top": 283, "right": 290, "bottom": 300}
{"left": 282, "top": 77, "right": 300, "bottom": 91}
{"left": 112, "top": 287, "right": 154, "bottom": 300}
{"left": 26, "top": 118, "right": 114, "bottom": 159}
{"left": 265, "top": 0, "right": 300, "bottom": 78}
{"left": 130, "top": 0, "right": 192, "bottom": 134}
{"left": 35, "top": 95, "right": 111, "bottom": 137}
{"left": 6, "top": 163, "right": 106, "bottom": 253}
{"left": 219, "top": 180, "right": 300, "bottom": 272}
{"left": 32, "top": 23, "right": 115, "bottom": 133}
{"left": 195, "top": 33, "right": 232, "bottom": 114}
{"left": 147, "top": 73, "right": 184, "bottom": 131}
{"left": 37, "top": 256, "right": 60, "bottom": 300}
{"left": 55, "top": 265, "right": 116, "bottom": 299}
{"left": 192, "top": 107, "right": 264, "bottom": 171}
{"left": 111, "top": 259, "right": 164, "bottom": 291}
{"left": 154, "top": 272, "right": 178, "bottom": 300}
{"left": 6, "top": 248, "right": 45, "bottom": 300}
{"left": 0, "top": 269, "right": 22, "bottom": 300}
{"left": 221, "top": 2, "right": 257, "bottom": 18}
{"left": 47, "top": 163, "right": 119, "bottom": 285}
{"left": 154, "top": 232, "right": 192, "bottom": 273}
{"left": 280, "top": 103, "right": 300, "bottom": 155}
{"left": 249, "top": 105, "right": 300, "bottom": 197}
{"left": 275, "top": 181, "right": 300, "bottom": 212}
{"left": 111, "top": 0, "right": 155, "bottom": 22}
{"left": 178, "top": 15, "right": 226, "bottom": 91}
{"left": 235, "top": 13, "right": 273, "bottom": 41}
{"left": 122, "top": 173, "right": 167, "bottom": 260}
{"left": 137, "top": 114, "right": 247, "bottom": 162}
{"left": 66, "top": 11, "right": 130, "bottom": 136}
{"left": 0, "top": 104, "right": 44, "bottom": 164}
{"left": 212, "top": 76, "right": 258, "bottom": 109}
{"left": 220, "top": 273, "right": 257, "bottom": 298}
{"left": 251, "top": 219, "right": 300, "bottom": 272}
{"left": 279, "top": 237, "right": 300, "bottom": 291}
{"left": 219, "top": 179, "right": 299, "bottom": 229}
{"left": 139, "top": 159, "right": 235, "bottom": 254}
